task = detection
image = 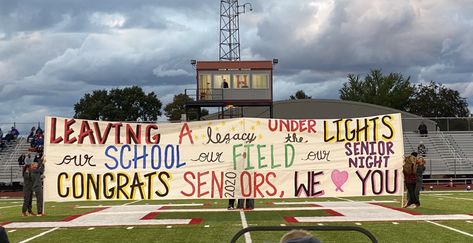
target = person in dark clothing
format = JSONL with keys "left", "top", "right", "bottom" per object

{"left": 21, "top": 163, "right": 35, "bottom": 216}
{"left": 417, "top": 141, "right": 427, "bottom": 157}
{"left": 30, "top": 160, "right": 45, "bottom": 216}
{"left": 18, "top": 154, "right": 26, "bottom": 166}
{"left": 0, "top": 226, "right": 10, "bottom": 243}
{"left": 403, "top": 152, "right": 419, "bottom": 208}
{"left": 415, "top": 156, "right": 426, "bottom": 207}
{"left": 418, "top": 122, "right": 428, "bottom": 137}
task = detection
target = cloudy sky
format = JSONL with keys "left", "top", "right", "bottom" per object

{"left": 1, "top": 0, "right": 472, "bottom": 131}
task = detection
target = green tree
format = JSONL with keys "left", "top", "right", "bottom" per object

{"left": 74, "top": 86, "right": 162, "bottom": 121}
{"left": 290, "top": 90, "right": 312, "bottom": 100}
{"left": 164, "top": 93, "right": 208, "bottom": 121}
{"left": 340, "top": 69, "right": 415, "bottom": 110}
{"left": 407, "top": 81, "right": 470, "bottom": 117}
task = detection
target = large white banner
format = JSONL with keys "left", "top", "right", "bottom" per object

{"left": 44, "top": 114, "right": 404, "bottom": 201}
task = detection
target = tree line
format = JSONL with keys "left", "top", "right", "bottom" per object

{"left": 74, "top": 69, "right": 471, "bottom": 122}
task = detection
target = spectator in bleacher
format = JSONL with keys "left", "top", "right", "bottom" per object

{"left": 18, "top": 154, "right": 26, "bottom": 166}
{"left": 418, "top": 122, "right": 428, "bottom": 137}
{"left": 36, "top": 126, "right": 43, "bottom": 135}
{"left": 417, "top": 141, "right": 427, "bottom": 157}
{"left": 0, "top": 140, "right": 5, "bottom": 151}
{"left": 24, "top": 154, "right": 33, "bottom": 165}
{"left": 27, "top": 126, "right": 36, "bottom": 142}
{"left": 4, "top": 126, "right": 19, "bottom": 143}
{"left": 415, "top": 156, "right": 426, "bottom": 208}
{"left": 403, "top": 152, "right": 419, "bottom": 208}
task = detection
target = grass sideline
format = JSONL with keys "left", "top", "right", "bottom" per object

{"left": 0, "top": 192, "right": 472, "bottom": 242}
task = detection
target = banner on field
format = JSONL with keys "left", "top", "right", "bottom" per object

{"left": 44, "top": 114, "right": 404, "bottom": 201}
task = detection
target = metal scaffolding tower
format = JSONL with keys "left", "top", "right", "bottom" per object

{"left": 219, "top": 0, "right": 252, "bottom": 61}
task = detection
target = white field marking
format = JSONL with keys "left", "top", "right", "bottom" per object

{"left": 423, "top": 191, "right": 470, "bottom": 194}
{"left": 272, "top": 200, "right": 395, "bottom": 205}
{"left": 166, "top": 226, "right": 172, "bottom": 229}
{"left": 76, "top": 203, "right": 204, "bottom": 208}
{"left": 317, "top": 223, "right": 324, "bottom": 226}
{"left": 0, "top": 198, "right": 23, "bottom": 201}
{"left": 239, "top": 210, "right": 252, "bottom": 243}
{"left": 126, "top": 227, "right": 133, "bottom": 230}
{"left": 88, "top": 228, "right": 94, "bottom": 231}
{"left": 204, "top": 225, "right": 210, "bottom": 228}
{"left": 426, "top": 221, "right": 473, "bottom": 238}
{"left": 51, "top": 206, "right": 55, "bottom": 208}
{"left": 122, "top": 200, "right": 140, "bottom": 206}
{"left": 430, "top": 194, "right": 453, "bottom": 196}
{"left": 428, "top": 195, "right": 473, "bottom": 202}
{"left": 0, "top": 205, "right": 21, "bottom": 209}
{"left": 466, "top": 221, "right": 473, "bottom": 224}
{"left": 280, "top": 224, "right": 286, "bottom": 226}
{"left": 19, "top": 227, "right": 59, "bottom": 243}
{"left": 392, "top": 222, "right": 399, "bottom": 225}
{"left": 72, "top": 207, "right": 351, "bottom": 215}
{"left": 355, "top": 223, "right": 362, "bottom": 226}
{"left": 8, "top": 230, "right": 16, "bottom": 233}
{"left": 334, "top": 197, "right": 354, "bottom": 202}
{"left": 437, "top": 198, "right": 444, "bottom": 200}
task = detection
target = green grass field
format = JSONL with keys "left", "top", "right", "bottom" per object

{"left": 1, "top": 191, "right": 473, "bottom": 243}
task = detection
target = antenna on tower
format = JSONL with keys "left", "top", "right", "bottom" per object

{"left": 219, "top": 0, "right": 253, "bottom": 61}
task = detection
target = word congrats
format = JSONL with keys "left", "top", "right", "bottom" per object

{"left": 44, "top": 114, "right": 404, "bottom": 201}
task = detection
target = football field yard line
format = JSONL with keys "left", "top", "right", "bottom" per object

{"left": 0, "top": 205, "right": 21, "bottom": 209}
{"left": 122, "top": 200, "right": 141, "bottom": 206}
{"left": 427, "top": 195, "right": 473, "bottom": 201}
{"left": 18, "top": 227, "right": 60, "bottom": 243}
{"left": 426, "top": 221, "right": 473, "bottom": 238}
{"left": 239, "top": 210, "right": 252, "bottom": 243}
{"left": 333, "top": 197, "right": 354, "bottom": 202}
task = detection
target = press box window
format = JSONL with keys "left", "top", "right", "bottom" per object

{"left": 214, "top": 74, "right": 231, "bottom": 89}
{"left": 252, "top": 73, "right": 269, "bottom": 89}
{"left": 232, "top": 74, "right": 250, "bottom": 88}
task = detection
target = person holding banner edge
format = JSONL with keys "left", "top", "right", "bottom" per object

{"left": 403, "top": 152, "right": 419, "bottom": 208}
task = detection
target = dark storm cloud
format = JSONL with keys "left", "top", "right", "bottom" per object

{"left": 0, "top": 0, "right": 472, "bottom": 124}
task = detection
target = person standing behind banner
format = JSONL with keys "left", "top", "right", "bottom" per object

{"left": 403, "top": 152, "right": 418, "bottom": 208}
{"left": 415, "top": 156, "right": 426, "bottom": 208}
{"left": 30, "top": 156, "right": 45, "bottom": 216}
{"left": 21, "top": 162, "right": 35, "bottom": 216}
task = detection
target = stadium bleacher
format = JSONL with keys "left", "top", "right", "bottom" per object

{"left": 403, "top": 131, "right": 473, "bottom": 176}
{"left": 0, "top": 137, "right": 29, "bottom": 184}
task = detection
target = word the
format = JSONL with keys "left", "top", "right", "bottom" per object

{"left": 284, "top": 133, "right": 307, "bottom": 143}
